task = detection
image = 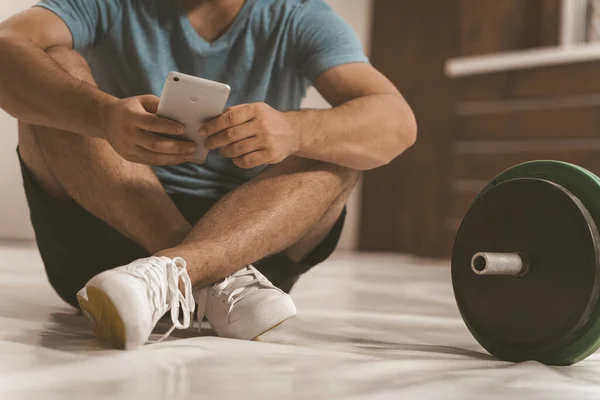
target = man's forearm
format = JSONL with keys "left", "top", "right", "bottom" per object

{"left": 291, "top": 94, "right": 417, "bottom": 170}
{"left": 0, "top": 35, "right": 115, "bottom": 137}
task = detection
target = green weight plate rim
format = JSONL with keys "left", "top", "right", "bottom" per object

{"left": 454, "top": 160, "right": 600, "bottom": 365}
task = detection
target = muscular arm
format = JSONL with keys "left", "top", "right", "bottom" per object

{"left": 0, "top": 8, "right": 115, "bottom": 137}
{"left": 202, "top": 63, "right": 416, "bottom": 171}
{"left": 291, "top": 63, "right": 417, "bottom": 170}
{"left": 0, "top": 8, "right": 193, "bottom": 165}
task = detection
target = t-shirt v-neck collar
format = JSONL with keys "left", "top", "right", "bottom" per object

{"left": 177, "top": 0, "right": 257, "bottom": 52}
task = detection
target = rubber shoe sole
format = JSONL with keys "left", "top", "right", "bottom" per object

{"left": 252, "top": 318, "right": 293, "bottom": 341}
{"left": 77, "top": 287, "right": 127, "bottom": 349}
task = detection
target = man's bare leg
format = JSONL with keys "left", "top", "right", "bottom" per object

{"left": 159, "top": 157, "right": 360, "bottom": 286}
{"left": 18, "top": 46, "right": 191, "bottom": 254}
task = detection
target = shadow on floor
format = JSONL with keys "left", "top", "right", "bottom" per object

{"left": 34, "top": 311, "right": 216, "bottom": 353}
{"left": 284, "top": 325, "right": 493, "bottom": 361}
{"left": 37, "top": 311, "right": 107, "bottom": 353}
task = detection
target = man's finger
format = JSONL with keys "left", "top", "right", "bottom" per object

{"left": 136, "top": 131, "right": 197, "bottom": 155}
{"left": 232, "top": 151, "right": 267, "bottom": 169}
{"left": 219, "top": 136, "right": 262, "bottom": 158}
{"left": 204, "top": 124, "right": 254, "bottom": 150}
{"left": 199, "top": 105, "right": 254, "bottom": 137}
{"left": 137, "top": 113, "right": 185, "bottom": 136}
{"left": 138, "top": 95, "right": 161, "bottom": 114}
{"left": 134, "top": 146, "right": 196, "bottom": 166}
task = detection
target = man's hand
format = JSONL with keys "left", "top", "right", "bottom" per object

{"left": 200, "top": 103, "right": 299, "bottom": 169}
{"left": 101, "top": 95, "right": 197, "bottom": 166}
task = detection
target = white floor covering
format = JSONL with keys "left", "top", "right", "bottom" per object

{"left": 1, "top": 241, "right": 600, "bottom": 399}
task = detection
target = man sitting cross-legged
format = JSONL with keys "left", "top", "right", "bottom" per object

{"left": 0, "top": 0, "right": 416, "bottom": 349}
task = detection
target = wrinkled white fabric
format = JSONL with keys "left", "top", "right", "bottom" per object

{"left": 1, "top": 244, "right": 599, "bottom": 400}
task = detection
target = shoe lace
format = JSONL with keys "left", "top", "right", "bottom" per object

{"left": 125, "top": 256, "right": 195, "bottom": 341}
{"left": 197, "top": 266, "right": 271, "bottom": 327}
{"left": 215, "top": 266, "right": 268, "bottom": 306}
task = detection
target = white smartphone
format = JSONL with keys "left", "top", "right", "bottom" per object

{"left": 157, "top": 71, "right": 231, "bottom": 163}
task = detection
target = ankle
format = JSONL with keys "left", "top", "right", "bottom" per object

{"left": 155, "top": 248, "right": 200, "bottom": 289}
{"left": 147, "top": 225, "right": 190, "bottom": 254}
{"left": 154, "top": 247, "right": 181, "bottom": 261}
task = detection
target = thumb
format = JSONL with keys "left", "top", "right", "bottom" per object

{"left": 138, "top": 95, "right": 161, "bottom": 114}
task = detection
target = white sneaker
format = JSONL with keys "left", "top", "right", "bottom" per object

{"left": 196, "top": 265, "right": 297, "bottom": 340}
{"left": 76, "top": 256, "right": 195, "bottom": 350}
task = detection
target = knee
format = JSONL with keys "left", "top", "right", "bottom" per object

{"left": 261, "top": 156, "right": 361, "bottom": 195}
{"left": 46, "top": 46, "right": 95, "bottom": 85}
{"left": 303, "top": 158, "right": 360, "bottom": 191}
{"left": 289, "top": 157, "right": 361, "bottom": 193}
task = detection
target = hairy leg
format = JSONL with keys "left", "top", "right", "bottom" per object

{"left": 284, "top": 171, "right": 356, "bottom": 262}
{"left": 160, "top": 157, "right": 360, "bottom": 285}
{"left": 18, "top": 46, "right": 191, "bottom": 253}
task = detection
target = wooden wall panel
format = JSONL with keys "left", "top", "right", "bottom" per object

{"left": 456, "top": 106, "right": 600, "bottom": 140}
{"left": 360, "top": 0, "right": 458, "bottom": 256}
{"left": 454, "top": 150, "right": 600, "bottom": 182}
{"left": 447, "top": 191, "right": 480, "bottom": 220}
{"left": 455, "top": 61, "right": 600, "bottom": 102}
{"left": 459, "top": 0, "right": 561, "bottom": 56}
{"left": 362, "top": 0, "right": 580, "bottom": 258}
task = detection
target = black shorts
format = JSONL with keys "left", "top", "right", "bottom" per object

{"left": 18, "top": 151, "right": 345, "bottom": 308}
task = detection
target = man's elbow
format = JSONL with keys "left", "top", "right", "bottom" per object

{"left": 398, "top": 107, "right": 418, "bottom": 150}
{"left": 380, "top": 104, "right": 417, "bottom": 166}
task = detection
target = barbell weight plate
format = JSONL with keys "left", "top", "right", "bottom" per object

{"left": 466, "top": 160, "right": 600, "bottom": 364}
{"left": 452, "top": 169, "right": 600, "bottom": 365}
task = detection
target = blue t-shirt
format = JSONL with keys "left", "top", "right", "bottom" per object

{"left": 36, "top": 0, "right": 368, "bottom": 199}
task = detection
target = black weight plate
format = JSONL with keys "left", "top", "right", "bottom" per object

{"left": 452, "top": 178, "right": 600, "bottom": 363}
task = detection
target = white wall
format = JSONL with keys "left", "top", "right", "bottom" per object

{"left": 0, "top": 0, "right": 37, "bottom": 240}
{"left": 0, "top": 0, "right": 373, "bottom": 248}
